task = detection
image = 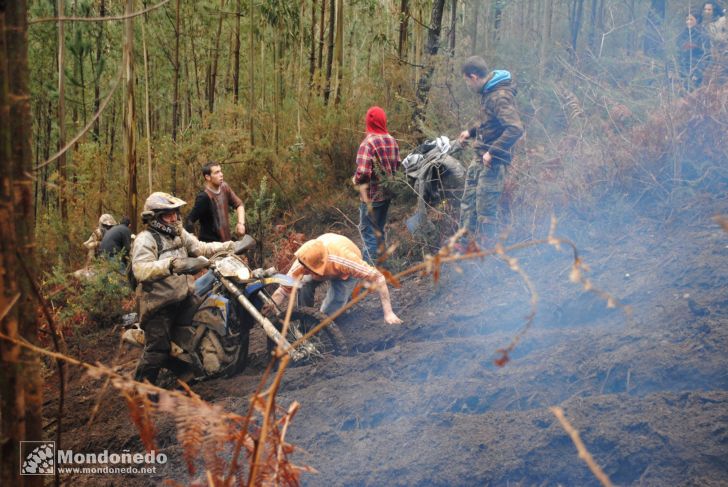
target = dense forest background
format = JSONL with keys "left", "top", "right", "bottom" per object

{"left": 24, "top": 0, "right": 707, "bottom": 270}
{"left": 3, "top": 0, "right": 728, "bottom": 485}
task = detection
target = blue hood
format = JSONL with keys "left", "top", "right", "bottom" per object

{"left": 483, "top": 70, "right": 512, "bottom": 92}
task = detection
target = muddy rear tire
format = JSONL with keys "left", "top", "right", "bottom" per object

{"left": 224, "top": 328, "right": 250, "bottom": 376}
{"left": 224, "top": 309, "right": 252, "bottom": 377}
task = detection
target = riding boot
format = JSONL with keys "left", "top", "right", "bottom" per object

{"left": 133, "top": 362, "right": 161, "bottom": 385}
{"left": 164, "top": 356, "right": 193, "bottom": 383}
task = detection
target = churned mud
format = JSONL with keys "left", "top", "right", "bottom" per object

{"left": 47, "top": 192, "right": 728, "bottom": 486}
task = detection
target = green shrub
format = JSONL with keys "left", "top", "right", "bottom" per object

{"left": 45, "top": 256, "right": 132, "bottom": 330}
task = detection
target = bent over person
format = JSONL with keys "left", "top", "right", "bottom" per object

{"left": 458, "top": 56, "right": 524, "bottom": 244}
{"left": 99, "top": 216, "right": 133, "bottom": 268}
{"left": 269, "top": 233, "right": 403, "bottom": 325}
{"left": 132, "top": 192, "right": 248, "bottom": 385}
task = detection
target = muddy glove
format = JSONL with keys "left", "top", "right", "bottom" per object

{"left": 170, "top": 256, "right": 209, "bottom": 275}
{"left": 233, "top": 235, "right": 256, "bottom": 255}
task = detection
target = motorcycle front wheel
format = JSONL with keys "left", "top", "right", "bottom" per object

{"left": 271, "top": 307, "right": 347, "bottom": 363}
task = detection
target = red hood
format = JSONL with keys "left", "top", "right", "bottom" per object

{"left": 365, "top": 106, "right": 388, "bottom": 135}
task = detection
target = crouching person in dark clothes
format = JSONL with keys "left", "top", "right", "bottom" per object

{"left": 131, "top": 192, "right": 248, "bottom": 385}
{"left": 99, "top": 216, "right": 133, "bottom": 271}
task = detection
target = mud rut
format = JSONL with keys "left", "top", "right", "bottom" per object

{"left": 50, "top": 199, "right": 727, "bottom": 486}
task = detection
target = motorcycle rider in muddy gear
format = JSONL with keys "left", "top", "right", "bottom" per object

{"left": 131, "top": 192, "right": 247, "bottom": 386}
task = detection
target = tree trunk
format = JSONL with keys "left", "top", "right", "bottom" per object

{"left": 186, "top": 15, "right": 204, "bottom": 121}
{"left": 323, "top": 0, "right": 335, "bottom": 104}
{"left": 233, "top": 0, "right": 241, "bottom": 103}
{"left": 317, "top": 0, "right": 325, "bottom": 75}
{"left": 142, "top": 22, "right": 153, "bottom": 195}
{"left": 184, "top": 53, "right": 191, "bottom": 127}
{"left": 248, "top": 0, "right": 255, "bottom": 145}
{"left": 92, "top": 0, "right": 105, "bottom": 141}
{"left": 57, "top": 0, "right": 68, "bottom": 224}
{"left": 108, "top": 96, "right": 117, "bottom": 159}
{"left": 172, "top": 0, "right": 180, "bottom": 141}
{"left": 469, "top": 0, "right": 478, "bottom": 54}
{"left": 123, "top": 0, "right": 138, "bottom": 232}
{"left": 643, "top": 0, "right": 665, "bottom": 58}
{"left": 309, "top": 0, "right": 316, "bottom": 84}
{"left": 539, "top": 0, "right": 554, "bottom": 80}
{"left": 447, "top": 0, "right": 457, "bottom": 55}
{"left": 208, "top": 0, "right": 226, "bottom": 114}
{"left": 43, "top": 100, "right": 52, "bottom": 207}
{"left": 0, "top": 1, "right": 44, "bottom": 485}
{"left": 492, "top": 0, "right": 503, "bottom": 43}
{"left": 333, "top": 0, "right": 343, "bottom": 105}
{"left": 170, "top": 0, "right": 180, "bottom": 194}
{"left": 398, "top": 0, "right": 409, "bottom": 60}
{"left": 412, "top": 0, "right": 446, "bottom": 137}
{"left": 569, "top": 0, "right": 585, "bottom": 56}
{"left": 273, "top": 26, "right": 280, "bottom": 152}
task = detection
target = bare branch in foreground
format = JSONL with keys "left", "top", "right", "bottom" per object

{"left": 550, "top": 406, "right": 614, "bottom": 487}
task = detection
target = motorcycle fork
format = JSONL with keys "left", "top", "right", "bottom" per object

{"left": 216, "top": 275, "right": 304, "bottom": 361}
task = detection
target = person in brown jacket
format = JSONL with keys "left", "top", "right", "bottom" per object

{"left": 184, "top": 161, "right": 246, "bottom": 242}
{"left": 457, "top": 56, "right": 524, "bottom": 243}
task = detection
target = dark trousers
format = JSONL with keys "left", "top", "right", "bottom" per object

{"left": 359, "top": 199, "right": 390, "bottom": 264}
{"left": 134, "top": 300, "right": 190, "bottom": 385}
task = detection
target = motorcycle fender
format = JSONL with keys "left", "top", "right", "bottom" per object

{"left": 191, "top": 293, "right": 230, "bottom": 336}
{"left": 263, "top": 274, "right": 299, "bottom": 287}
{"left": 243, "top": 274, "right": 299, "bottom": 295}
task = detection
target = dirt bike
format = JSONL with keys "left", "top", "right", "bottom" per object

{"left": 123, "top": 235, "right": 347, "bottom": 381}
{"left": 402, "top": 136, "right": 465, "bottom": 233}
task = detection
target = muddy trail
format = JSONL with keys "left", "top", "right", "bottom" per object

{"left": 48, "top": 191, "right": 728, "bottom": 486}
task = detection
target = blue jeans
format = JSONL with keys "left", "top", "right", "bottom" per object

{"left": 298, "top": 275, "right": 356, "bottom": 316}
{"left": 359, "top": 200, "right": 390, "bottom": 264}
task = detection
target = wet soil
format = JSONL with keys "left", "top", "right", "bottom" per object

{"left": 47, "top": 192, "right": 728, "bottom": 486}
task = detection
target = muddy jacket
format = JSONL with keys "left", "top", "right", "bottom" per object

{"left": 83, "top": 227, "right": 106, "bottom": 259}
{"left": 467, "top": 70, "right": 524, "bottom": 165}
{"left": 131, "top": 228, "right": 234, "bottom": 321}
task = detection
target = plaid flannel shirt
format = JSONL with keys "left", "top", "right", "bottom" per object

{"left": 353, "top": 133, "right": 400, "bottom": 202}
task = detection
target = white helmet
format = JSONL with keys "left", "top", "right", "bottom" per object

{"left": 142, "top": 192, "right": 186, "bottom": 220}
{"left": 99, "top": 214, "right": 117, "bottom": 227}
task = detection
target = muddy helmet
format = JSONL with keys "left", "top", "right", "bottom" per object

{"left": 99, "top": 214, "right": 117, "bottom": 228}
{"left": 295, "top": 239, "right": 328, "bottom": 275}
{"left": 142, "top": 192, "right": 187, "bottom": 237}
{"left": 142, "top": 192, "right": 186, "bottom": 220}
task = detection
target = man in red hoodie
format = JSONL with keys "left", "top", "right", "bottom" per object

{"left": 352, "top": 106, "right": 401, "bottom": 264}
